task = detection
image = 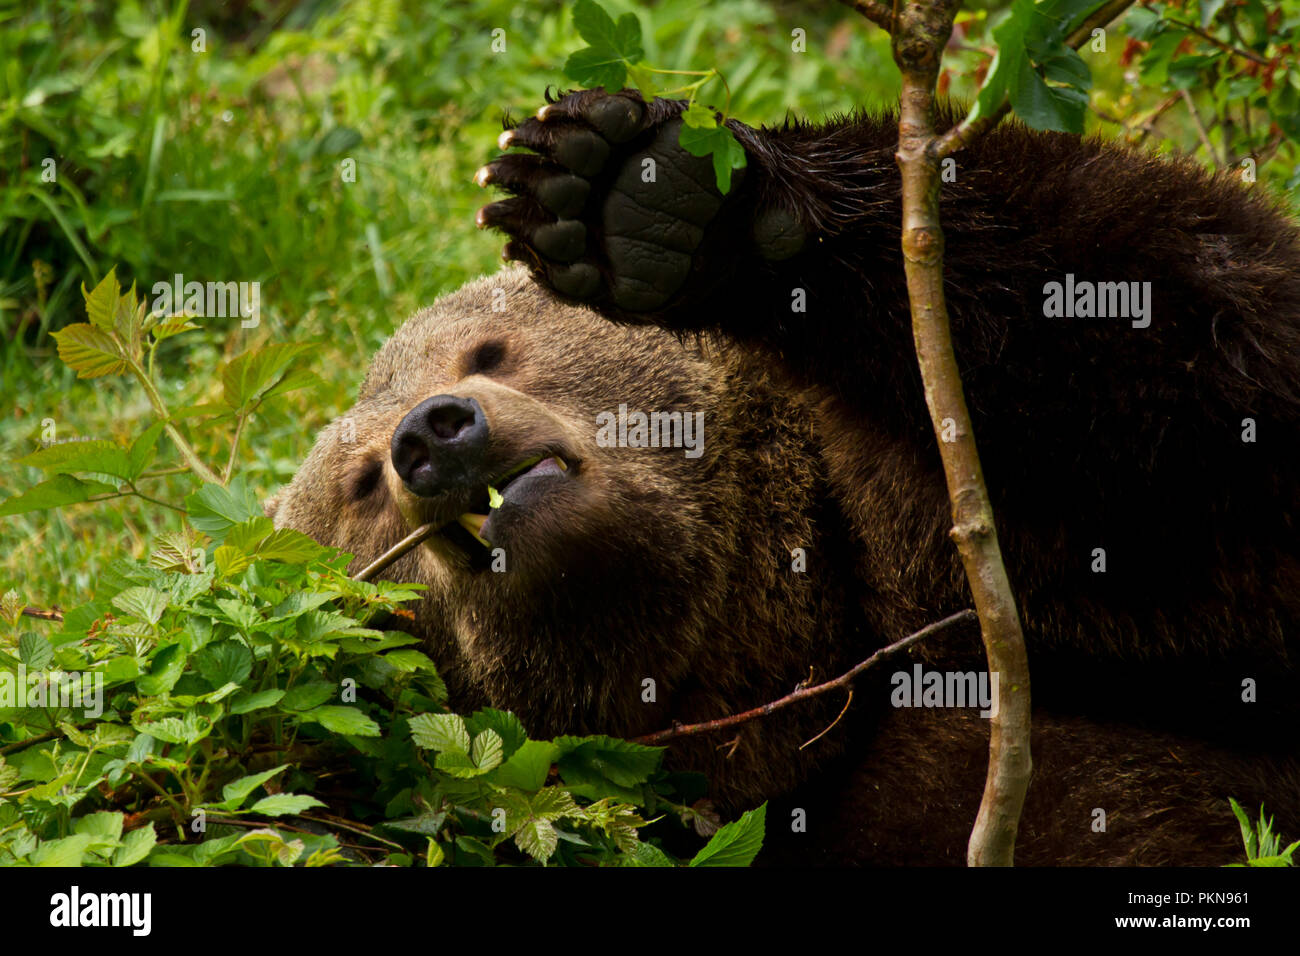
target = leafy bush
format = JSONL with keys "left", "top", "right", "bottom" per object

{"left": 0, "top": 274, "right": 765, "bottom": 866}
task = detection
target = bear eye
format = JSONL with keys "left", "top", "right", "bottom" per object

{"left": 348, "top": 458, "right": 384, "bottom": 501}
{"left": 465, "top": 340, "right": 507, "bottom": 376}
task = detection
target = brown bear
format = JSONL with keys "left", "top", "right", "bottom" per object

{"left": 270, "top": 89, "right": 1300, "bottom": 865}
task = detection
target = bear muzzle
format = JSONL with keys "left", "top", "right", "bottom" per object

{"left": 390, "top": 394, "right": 489, "bottom": 498}
{"left": 389, "top": 392, "right": 577, "bottom": 556}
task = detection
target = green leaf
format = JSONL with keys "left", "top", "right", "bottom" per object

{"left": 127, "top": 421, "right": 167, "bottom": 479}
{"left": 466, "top": 708, "right": 527, "bottom": 760}
{"left": 1199, "top": 0, "right": 1226, "bottom": 29}
{"left": 526, "top": 786, "right": 580, "bottom": 821}
{"left": 211, "top": 597, "right": 260, "bottom": 632}
{"left": 249, "top": 793, "right": 327, "bottom": 817}
{"left": 625, "top": 62, "right": 659, "bottom": 99}
{"left": 1168, "top": 56, "right": 1219, "bottom": 92}
{"left": 226, "top": 517, "right": 274, "bottom": 553}
{"left": 572, "top": 0, "right": 643, "bottom": 59}
{"left": 302, "top": 705, "right": 380, "bottom": 736}
{"left": 969, "top": 0, "right": 1103, "bottom": 134}
{"left": 251, "top": 529, "right": 327, "bottom": 564}
{"left": 74, "top": 810, "right": 124, "bottom": 852}
{"left": 1125, "top": 5, "right": 1163, "bottom": 41}
{"left": 221, "top": 343, "right": 315, "bottom": 411}
{"left": 111, "top": 586, "right": 169, "bottom": 624}
{"left": 185, "top": 477, "right": 261, "bottom": 539}
{"left": 214, "top": 545, "right": 251, "bottom": 577}
{"left": 135, "top": 644, "right": 186, "bottom": 696}
{"left": 219, "top": 765, "right": 290, "bottom": 809}
{"left": 409, "top": 713, "right": 471, "bottom": 754}
{"left": 564, "top": 0, "right": 644, "bottom": 90}
{"left": 1229, "top": 797, "right": 1257, "bottom": 857}
{"left": 1008, "top": 54, "right": 1089, "bottom": 132}
{"left": 379, "top": 649, "right": 439, "bottom": 673}
{"left": 135, "top": 712, "right": 210, "bottom": 745}
{"left": 515, "top": 818, "right": 558, "bottom": 862}
{"left": 471, "top": 728, "right": 505, "bottom": 772}
{"left": 281, "top": 682, "right": 336, "bottom": 711}
{"left": 195, "top": 639, "right": 252, "bottom": 688}
{"left": 435, "top": 749, "right": 486, "bottom": 777}
{"left": 16, "top": 440, "right": 133, "bottom": 480}
{"left": 564, "top": 47, "right": 629, "bottom": 90}
{"left": 554, "top": 734, "right": 664, "bottom": 787}
{"left": 82, "top": 268, "right": 120, "bottom": 330}
{"left": 150, "top": 317, "right": 201, "bottom": 342}
{"left": 30, "top": 833, "right": 93, "bottom": 867}
{"left": 1138, "top": 29, "right": 1185, "bottom": 88}
{"left": 623, "top": 840, "right": 677, "bottom": 866}
{"left": 18, "top": 632, "right": 54, "bottom": 669}
{"left": 688, "top": 802, "right": 766, "bottom": 867}
{"left": 681, "top": 102, "right": 717, "bottom": 129}
{"left": 260, "top": 367, "right": 321, "bottom": 400}
{"left": 493, "top": 740, "right": 560, "bottom": 791}
{"left": 112, "top": 824, "right": 157, "bottom": 866}
{"left": 51, "top": 323, "right": 127, "bottom": 378}
{"left": 677, "top": 123, "right": 747, "bottom": 194}
{"left": 103, "top": 656, "right": 141, "bottom": 683}
{"left": 0, "top": 475, "right": 117, "bottom": 515}
{"left": 229, "top": 688, "right": 286, "bottom": 714}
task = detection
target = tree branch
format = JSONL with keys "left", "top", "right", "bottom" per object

{"left": 21, "top": 606, "right": 65, "bottom": 623}
{"left": 351, "top": 522, "right": 439, "bottom": 582}
{"left": 837, "top": 0, "right": 898, "bottom": 32}
{"left": 1164, "top": 17, "right": 1269, "bottom": 64}
{"left": 633, "top": 610, "right": 977, "bottom": 745}
{"left": 889, "top": 0, "right": 1032, "bottom": 866}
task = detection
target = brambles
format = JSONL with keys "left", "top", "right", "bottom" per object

{"left": 0, "top": 271, "right": 765, "bottom": 867}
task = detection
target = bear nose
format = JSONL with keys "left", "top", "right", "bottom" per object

{"left": 390, "top": 395, "right": 489, "bottom": 497}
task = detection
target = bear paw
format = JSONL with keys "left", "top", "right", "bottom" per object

{"left": 475, "top": 89, "right": 741, "bottom": 312}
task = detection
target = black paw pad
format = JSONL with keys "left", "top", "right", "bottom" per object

{"left": 752, "top": 206, "right": 806, "bottom": 261}
{"left": 536, "top": 175, "right": 590, "bottom": 218}
{"left": 533, "top": 220, "right": 588, "bottom": 262}
{"left": 587, "top": 96, "right": 646, "bottom": 143}
{"left": 551, "top": 262, "right": 602, "bottom": 299}
{"left": 553, "top": 129, "right": 611, "bottom": 177}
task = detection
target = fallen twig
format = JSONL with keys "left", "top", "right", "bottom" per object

{"left": 633, "top": 609, "right": 976, "bottom": 745}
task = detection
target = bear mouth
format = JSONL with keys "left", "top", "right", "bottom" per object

{"left": 438, "top": 453, "right": 572, "bottom": 560}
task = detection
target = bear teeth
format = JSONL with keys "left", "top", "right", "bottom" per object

{"left": 456, "top": 513, "right": 489, "bottom": 547}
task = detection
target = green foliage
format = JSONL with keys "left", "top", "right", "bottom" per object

{"left": 1117, "top": 0, "right": 1300, "bottom": 183}
{"left": 0, "top": 267, "right": 764, "bottom": 866}
{"left": 3, "top": 0, "right": 1294, "bottom": 869}
{"left": 951, "top": 0, "right": 1300, "bottom": 189}
{"left": 970, "top": 0, "right": 1106, "bottom": 132}
{"left": 564, "top": 0, "right": 747, "bottom": 193}
{"left": 1225, "top": 798, "right": 1298, "bottom": 867}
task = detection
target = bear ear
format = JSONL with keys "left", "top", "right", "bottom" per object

{"left": 262, "top": 492, "right": 281, "bottom": 521}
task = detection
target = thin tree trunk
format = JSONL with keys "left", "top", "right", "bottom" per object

{"left": 889, "top": 0, "right": 1033, "bottom": 867}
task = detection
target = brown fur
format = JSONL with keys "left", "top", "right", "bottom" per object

{"left": 271, "top": 266, "right": 1299, "bottom": 865}
{"left": 271, "top": 270, "right": 862, "bottom": 804}
{"left": 270, "top": 92, "right": 1300, "bottom": 862}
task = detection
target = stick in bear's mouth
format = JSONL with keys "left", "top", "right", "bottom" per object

{"left": 453, "top": 454, "right": 569, "bottom": 547}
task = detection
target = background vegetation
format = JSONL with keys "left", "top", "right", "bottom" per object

{"left": 0, "top": 0, "right": 1296, "bottom": 866}
{"left": 3, "top": 0, "right": 1297, "bottom": 601}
